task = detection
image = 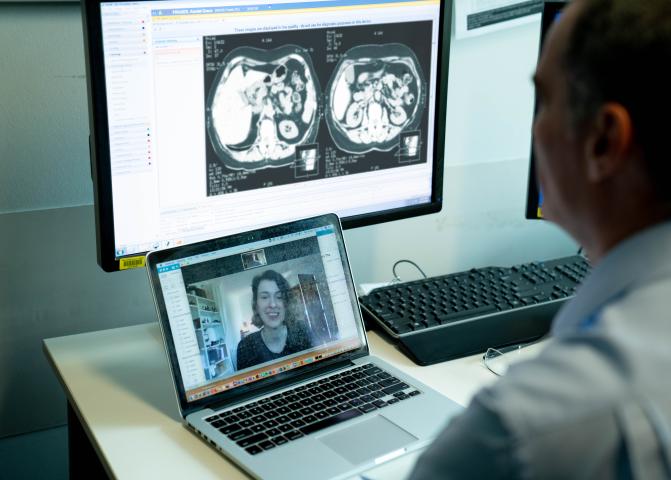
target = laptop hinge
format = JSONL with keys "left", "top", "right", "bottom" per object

{"left": 206, "top": 358, "right": 357, "bottom": 412}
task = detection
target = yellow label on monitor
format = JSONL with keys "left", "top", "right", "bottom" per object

{"left": 119, "top": 256, "right": 146, "bottom": 270}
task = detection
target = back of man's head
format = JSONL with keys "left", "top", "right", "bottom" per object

{"left": 564, "top": 0, "right": 671, "bottom": 202}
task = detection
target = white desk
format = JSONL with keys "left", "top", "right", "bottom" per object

{"left": 43, "top": 323, "right": 539, "bottom": 479}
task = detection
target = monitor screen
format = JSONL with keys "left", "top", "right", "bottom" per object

{"left": 82, "top": 0, "right": 452, "bottom": 271}
{"left": 525, "top": 0, "right": 567, "bottom": 220}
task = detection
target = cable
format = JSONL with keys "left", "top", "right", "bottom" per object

{"left": 392, "top": 259, "right": 428, "bottom": 283}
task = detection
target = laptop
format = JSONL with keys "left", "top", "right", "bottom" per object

{"left": 146, "top": 213, "right": 462, "bottom": 480}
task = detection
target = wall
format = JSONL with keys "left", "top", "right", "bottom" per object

{"left": 0, "top": 3, "right": 575, "bottom": 438}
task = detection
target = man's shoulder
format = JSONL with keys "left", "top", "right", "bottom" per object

{"left": 481, "top": 337, "right": 625, "bottom": 422}
{"left": 483, "top": 307, "right": 671, "bottom": 436}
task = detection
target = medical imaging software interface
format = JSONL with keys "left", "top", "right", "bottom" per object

{"left": 101, "top": 0, "right": 441, "bottom": 257}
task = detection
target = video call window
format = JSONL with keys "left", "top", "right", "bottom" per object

{"left": 179, "top": 235, "right": 354, "bottom": 390}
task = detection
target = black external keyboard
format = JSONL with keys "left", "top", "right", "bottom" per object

{"left": 359, "top": 254, "right": 590, "bottom": 365}
{"left": 204, "top": 363, "right": 420, "bottom": 455}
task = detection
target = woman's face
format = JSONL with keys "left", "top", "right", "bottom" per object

{"left": 255, "top": 279, "right": 286, "bottom": 328}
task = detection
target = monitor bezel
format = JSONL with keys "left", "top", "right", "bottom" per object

{"left": 82, "top": 0, "right": 453, "bottom": 272}
{"left": 525, "top": 0, "right": 568, "bottom": 220}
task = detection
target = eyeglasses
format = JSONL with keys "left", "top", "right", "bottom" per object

{"left": 482, "top": 346, "right": 521, "bottom": 376}
{"left": 482, "top": 338, "right": 549, "bottom": 376}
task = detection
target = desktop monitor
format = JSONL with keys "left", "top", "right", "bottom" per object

{"left": 525, "top": 0, "right": 567, "bottom": 220}
{"left": 81, "top": 0, "right": 453, "bottom": 271}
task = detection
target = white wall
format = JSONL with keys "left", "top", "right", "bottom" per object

{"left": 0, "top": 2, "right": 575, "bottom": 438}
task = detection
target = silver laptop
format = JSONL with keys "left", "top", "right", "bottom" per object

{"left": 146, "top": 213, "right": 461, "bottom": 480}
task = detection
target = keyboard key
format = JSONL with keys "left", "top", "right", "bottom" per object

{"left": 299, "top": 407, "right": 314, "bottom": 415}
{"left": 259, "top": 440, "right": 276, "bottom": 450}
{"left": 272, "top": 436, "right": 288, "bottom": 446}
{"left": 378, "top": 378, "right": 400, "bottom": 388}
{"left": 383, "top": 382, "right": 409, "bottom": 395}
{"left": 230, "top": 428, "right": 253, "bottom": 441}
{"left": 358, "top": 404, "right": 377, "bottom": 413}
{"left": 266, "top": 428, "right": 281, "bottom": 437}
{"left": 245, "top": 445, "right": 263, "bottom": 455}
{"left": 219, "top": 424, "right": 241, "bottom": 435}
{"left": 237, "top": 433, "right": 268, "bottom": 448}
{"left": 285, "top": 430, "right": 304, "bottom": 441}
{"left": 250, "top": 425, "right": 265, "bottom": 433}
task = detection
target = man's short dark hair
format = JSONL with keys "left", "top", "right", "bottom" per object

{"left": 564, "top": 0, "right": 671, "bottom": 200}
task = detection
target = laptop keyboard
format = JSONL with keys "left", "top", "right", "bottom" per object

{"left": 204, "top": 363, "right": 421, "bottom": 455}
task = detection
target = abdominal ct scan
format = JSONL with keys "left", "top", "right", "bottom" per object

{"left": 206, "top": 45, "right": 321, "bottom": 171}
{"left": 325, "top": 44, "right": 426, "bottom": 154}
{"left": 203, "top": 22, "right": 433, "bottom": 197}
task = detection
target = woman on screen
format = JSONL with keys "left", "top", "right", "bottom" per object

{"left": 236, "top": 270, "right": 312, "bottom": 370}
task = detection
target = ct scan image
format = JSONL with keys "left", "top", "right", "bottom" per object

{"left": 203, "top": 21, "right": 432, "bottom": 197}
{"left": 325, "top": 44, "right": 425, "bottom": 154}
{"left": 206, "top": 45, "right": 321, "bottom": 171}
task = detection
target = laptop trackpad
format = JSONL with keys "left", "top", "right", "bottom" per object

{"left": 318, "top": 415, "right": 417, "bottom": 465}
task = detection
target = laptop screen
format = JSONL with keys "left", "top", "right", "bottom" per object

{"left": 153, "top": 218, "right": 366, "bottom": 404}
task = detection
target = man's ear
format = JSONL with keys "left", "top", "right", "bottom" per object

{"left": 584, "top": 102, "right": 633, "bottom": 182}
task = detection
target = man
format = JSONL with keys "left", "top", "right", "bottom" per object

{"left": 410, "top": 0, "right": 671, "bottom": 477}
